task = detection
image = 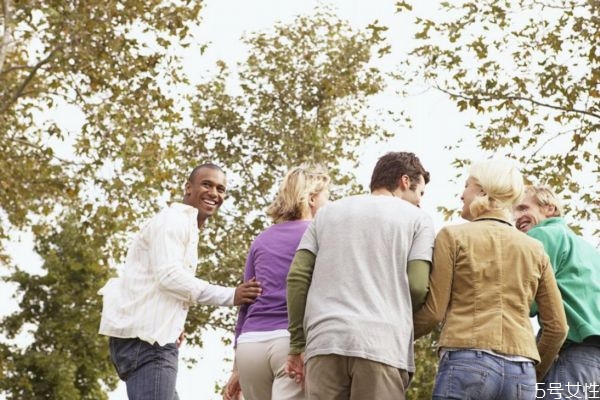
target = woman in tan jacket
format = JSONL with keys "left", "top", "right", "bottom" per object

{"left": 413, "top": 159, "right": 567, "bottom": 400}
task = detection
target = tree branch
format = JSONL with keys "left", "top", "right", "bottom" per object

{"left": 4, "top": 136, "right": 82, "bottom": 166}
{"left": 530, "top": 130, "right": 571, "bottom": 157}
{"left": 0, "top": 64, "right": 35, "bottom": 76}
{"left": 0, "top": 46, "right": 62, "bottom": 115}
{"left": 436, "top": 86, "right": 600, "bottom": 120}
{"left": 532, "top": 0, "right": 588, "bottom": 10}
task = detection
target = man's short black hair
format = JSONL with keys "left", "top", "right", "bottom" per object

{"left": 188, "top": 163, "right": 224, "bottom": 183}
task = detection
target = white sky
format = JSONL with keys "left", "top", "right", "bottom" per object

{"left": 2, "top": 0, "right": 595, "bottom": 399}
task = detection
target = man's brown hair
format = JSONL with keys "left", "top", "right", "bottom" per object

{"left": 369, "top": 152, "right": 430, "bottom": 192}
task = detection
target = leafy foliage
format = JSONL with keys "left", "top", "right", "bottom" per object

{"left": 0, "top": 211, "right": 117, "bottom": 399}
{"left": 395, "top": 0, "right": 599, "bottom": 238}
{"left": 1, "top": 3, "right": 400, "bottom": 397}
{"left": 0, "top": 0, "right": 203, "bottom": 260}
{"left": 183, "top": 6, "right": 396, "bottom": 343}
{"left": 408, "top": 330, "right": 440, "bottom": 400}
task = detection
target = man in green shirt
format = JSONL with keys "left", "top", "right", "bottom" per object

{"left": 514, "top": 185, "right": 600, "bottom": 399}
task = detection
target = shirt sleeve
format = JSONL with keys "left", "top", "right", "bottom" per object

{"left": 196, "top": 284, "right": 235, "bottom": 306}
{"left": 408, "top": 214, "right": 435, "bottom": 262}
{"left": 287, "top": 249, "right": 316, "bottom": 354}
{"left": 407, "top": 259, "right": 431, "bottom": 312}
{"left": 534, "top": 254, "right": 568, "bottom": 381}
{"left": 413, "top": 227, "right": 454, "bottom": 339}
{"left": 297, "top": 218, "right": 318, "bottom": 254}
{"left": 527, "top": 227, "right": 563, "bottom": 317}
{"left": 150, "top": 219, "right": 209, "bottom": 303}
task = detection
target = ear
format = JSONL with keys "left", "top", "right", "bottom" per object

{"left": 398, "top": 175, "right": 410, "bottom": 190}
{"left": 184, "top": 181, "right": 191, "bottom": 196}
{"left": 308, "top": 193, "right": 315, "bottom": 208}
{"left": 543, "top": 204, "right": 557, "bottom": 218}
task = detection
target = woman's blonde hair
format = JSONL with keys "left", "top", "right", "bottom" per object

{"left": 468, "top": 159, "right": 524, "bottom": 219}
{"left": 266, "top": 163, "right": 330, "bottom": 224}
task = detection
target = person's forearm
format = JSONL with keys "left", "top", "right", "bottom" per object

{"left": 156, "top": 264, "right": 208, "bottom": 302}
{"left": 408, "top": 259, "right": 431, "bottom": 312}
{"left": 196, "top": 284, "right": 235, "bottom": 306}
{"left": 287, "top": 249, "right": 316, "bottom": 354}
{"left": 413, "top": 229, "right": 454, "bottom": 339}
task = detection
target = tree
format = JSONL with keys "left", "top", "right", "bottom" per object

{"left": 1, "top": 4, "right": 401, "bottom": 397}
{"left": 407, "top": 329, "right": 439, "bottom": 399}
{"left": 180, "top": 6, "right": 397, "bottom": 346}
{"left": 0, "top": 210, "right": 117, "bottom": 399}
{"left": 0, "top": 0, "right": 203, "bottom": 261}
{"left": 395, "top": 0, "right": 599, "bottom": 238}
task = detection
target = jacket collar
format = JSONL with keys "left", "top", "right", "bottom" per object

{"left": 473, "top": 209, "right": 514, "bottom": 227}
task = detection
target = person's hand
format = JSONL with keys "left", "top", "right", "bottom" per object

{"left": 285, "top": 353, "right": 305, "bottom": 387}
{"left": 223, "top": 370, "right": 242, "bottom": 400}
{"left": 233, "top": 277, "right": 262, "bottom": 305}
{"left": 176, "top": 331, "right": 186, "bottom": 348}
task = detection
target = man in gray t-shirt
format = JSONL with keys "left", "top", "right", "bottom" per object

{"left": 286, "top": 152, "right": 435, "bottom": 400}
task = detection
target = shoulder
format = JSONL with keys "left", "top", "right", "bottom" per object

{"left": 527, "top": 223, "right": 560, "bottom": 245}
{"left": 437, "top": 222, "right": 471, "bottom": 236}
{"left": 148, "top": 204, "right": 196, "bottom": 233}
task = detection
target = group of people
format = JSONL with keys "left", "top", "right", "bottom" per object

{"left": 98, "top": 152, "right": 600, "bottom": 400}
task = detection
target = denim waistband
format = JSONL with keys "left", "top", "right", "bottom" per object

{"left": 564, "top": 335, "right": 600, "bottom": 349}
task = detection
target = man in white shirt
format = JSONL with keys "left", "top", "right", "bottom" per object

{"left": 99, "top": 163, "right": 262, "bottom": 400}
{"left": 286, "top": 152, "right": 435, "bottom": 400}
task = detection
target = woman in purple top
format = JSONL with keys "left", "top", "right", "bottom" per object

{"left": 223, "top": 164, "right": 330, "bottom": 400}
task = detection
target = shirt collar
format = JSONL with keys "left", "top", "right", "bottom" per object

{"left": 170, "top": 202, "right": 199, "bottom": 217}
{"left": 536, "top": 216, "right": 563, "bottom": 228}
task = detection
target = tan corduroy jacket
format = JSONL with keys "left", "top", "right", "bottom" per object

{"left": 413, "top": 210, "right": 568, "bottom": 380}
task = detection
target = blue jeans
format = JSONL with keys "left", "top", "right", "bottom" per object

{"left": 109, "top": 337, "right": 180, "bottom": 400}
{"left": 538, "top": 342, "right": 600, "bottom": 399}
{"left": 432, "top": 350, "right": 536, "bottom": 400}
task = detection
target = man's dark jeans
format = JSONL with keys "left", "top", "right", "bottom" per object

{"left": 109, "top": 337, "right": 179, "bottom": 400}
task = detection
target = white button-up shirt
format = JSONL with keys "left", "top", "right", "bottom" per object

{"left": 98, "top": 202, "right": 234, "bottom": 346}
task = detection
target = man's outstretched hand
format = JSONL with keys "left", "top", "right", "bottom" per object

{"left": 233, "top": 277, "right": 262, "bottom": 305}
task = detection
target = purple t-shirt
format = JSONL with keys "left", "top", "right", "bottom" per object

{"left": 234, "top": 220, "right": 310, "bottom": 344}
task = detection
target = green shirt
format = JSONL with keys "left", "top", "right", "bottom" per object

{"left": 528, "top": 217, "right": 600, "bottom": 342}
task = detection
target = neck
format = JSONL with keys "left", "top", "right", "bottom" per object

{"left": 371, "top": 188, "right": 396, "bottom": 197}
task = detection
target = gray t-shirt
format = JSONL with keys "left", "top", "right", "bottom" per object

{"left": 298, "top": 194, "right": 435, "bottom": 371}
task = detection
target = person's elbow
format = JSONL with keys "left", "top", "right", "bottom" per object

{"left": 552, "top": 313, "right": 569, "bottom": 343}
{"left": 413, "top": 304, "right": 444, "bottom": 339}
{"left": 410, "top": 285, "right": 429, "bottom": 313}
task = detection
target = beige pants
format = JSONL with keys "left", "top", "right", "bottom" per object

{"left": 305, "top": 354, "right": 410, "bottom": 400}
{"left": 236, "top": 337, "right": 304, "bottom": 400}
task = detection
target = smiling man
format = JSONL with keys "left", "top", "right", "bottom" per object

{"left": 99, "top": 163, "right": 262, "bottom": 400}
{"left": 514, "top": 185, "right": 600, "bottom": 399}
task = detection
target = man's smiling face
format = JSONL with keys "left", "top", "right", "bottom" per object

{"left": 184, "top": 167, "right": 226, "bottom": 226}
{"left": 513, "top": 194, "right": 551, "bottom": 233}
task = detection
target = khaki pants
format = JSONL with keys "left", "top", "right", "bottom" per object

{"left": 236, "top": 337, "right": 304, "bottom": 400}
{"left": 305, "top": 354, "right": 410, "bottom": 400}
